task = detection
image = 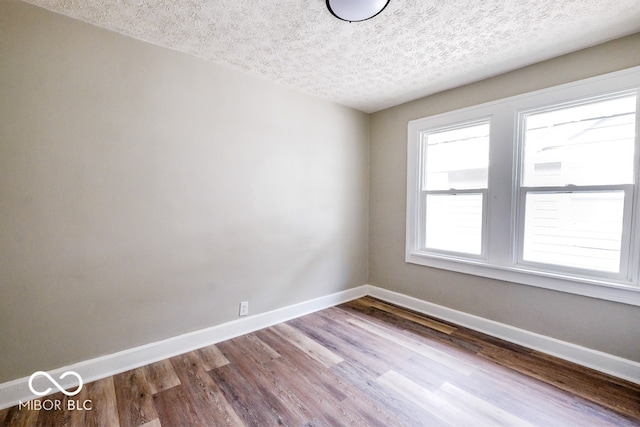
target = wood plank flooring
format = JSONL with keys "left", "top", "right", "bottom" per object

{"left": 2, "top": 296, "right": 639, "bottom": 426}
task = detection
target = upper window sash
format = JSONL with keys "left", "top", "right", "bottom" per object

{"left": 516, "top": 92, "right": 637, "bottom": 188}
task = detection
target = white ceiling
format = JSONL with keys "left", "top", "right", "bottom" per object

{"left": 23, "top": 0, "right": 640, "bottom": 113}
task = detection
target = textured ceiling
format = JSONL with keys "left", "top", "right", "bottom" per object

{"left": 21, "top": 0, "right": 640, "bottom": 113}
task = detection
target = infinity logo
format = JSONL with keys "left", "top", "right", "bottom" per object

{"left": 28, "top": 371, "right": 83, "bottom": 397}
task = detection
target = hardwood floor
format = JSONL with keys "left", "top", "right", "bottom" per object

{"left": 2, "top": 297, "right": 639, "bottom": 426}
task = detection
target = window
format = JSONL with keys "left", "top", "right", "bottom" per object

{"left": 406, "top": 66, "right": 640, "bottom": 306}
{"left": 518, "top": 95, "right": 636, "bottom": 277}
{"left": 422, "top": 121, "right": 490, "bottom": 256}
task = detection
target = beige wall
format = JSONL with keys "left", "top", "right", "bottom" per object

{"left": 0, "top": 2, "right": 369, "bottom": 383}
{"left": 369, "top": 33, "right": 640, "bottom": 362}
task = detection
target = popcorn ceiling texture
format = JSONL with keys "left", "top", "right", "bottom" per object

{"left": 22, "top": 0, "right": 640, "bottom": 112}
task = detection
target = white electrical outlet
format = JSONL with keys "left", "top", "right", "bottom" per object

{"left": 239, "top": 301, "right": 249, "bottom": 316}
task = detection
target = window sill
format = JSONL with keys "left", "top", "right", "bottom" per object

{"left": 406, "top": 251, "right": 640, "bottom": 306}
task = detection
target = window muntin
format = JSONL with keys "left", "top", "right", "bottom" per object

{"left": 420, "top": 121, "right": 490, "bottom": 256}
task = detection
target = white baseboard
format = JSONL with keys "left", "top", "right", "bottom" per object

{"left": 366, "top": 285, "right": 640, "bottom": 385}
{"left": 0, "top": 285, "right": 369, "bottom": 410}
{"left": 2, "top": 283, "right": 638, "bottom": 410}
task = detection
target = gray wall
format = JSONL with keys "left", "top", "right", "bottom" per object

{"left": 369, "top": 33, "right": 640, "bottom": 362}
{"left": 0, "top": 2, "right": 369, "bottom": 383}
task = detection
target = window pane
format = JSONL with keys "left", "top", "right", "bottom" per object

{"left": 423, "top": 122, "right": 489, "bottom": 190}
{"left": 522, "top": 95, "right": 636, "bottom": 187}
{"left": 426, "top": 194, "right": 483, "bottom": 254}
{"left": 523, "top": 191, "right": 625, "bottom": 273}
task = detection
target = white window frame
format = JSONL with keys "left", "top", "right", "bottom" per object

{"left": 406, "top": 66, "right": 640, "bottom": 306}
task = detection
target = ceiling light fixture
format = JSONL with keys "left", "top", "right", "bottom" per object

{"left": 326, "top": 0, "right": 391, "bottom": 22}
